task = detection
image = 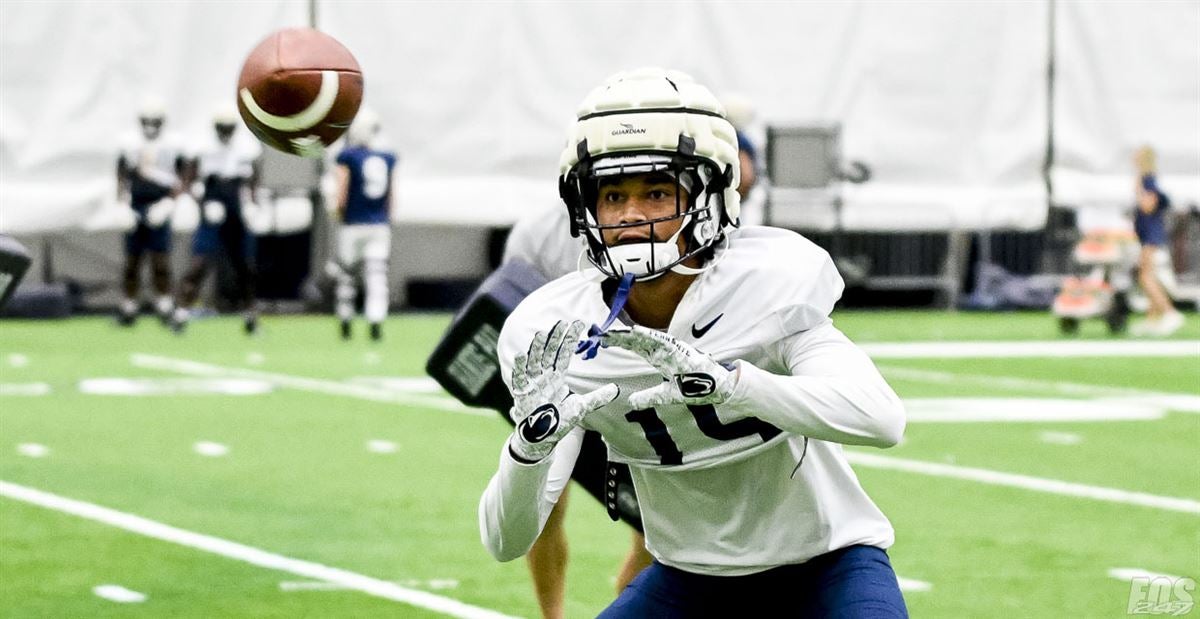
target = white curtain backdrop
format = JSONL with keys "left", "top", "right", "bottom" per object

{"left": 1, "top": 0, "right": 1196, "bottom": 235}
{"left": 1052, "top": 0, "right": 1200, "bottom": 228}
{"left": 0, "top": 0, "right": 308, "bottom": 234}
{"left": 321, "top": 0, "right": 1049, "bottom": 230}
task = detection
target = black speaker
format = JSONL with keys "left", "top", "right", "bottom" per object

{"left": 425, "top": 259, "right": 547, "bottom": 411}
{"left": 0, "top": 235, "right": 33, "bottom": 311}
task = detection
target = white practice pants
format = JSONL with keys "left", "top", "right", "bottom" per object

{"left": 335, "top": 224, "right": 392, "bottom": 323}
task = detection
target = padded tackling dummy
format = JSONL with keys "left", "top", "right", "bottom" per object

{"left": 426, "top": 259, "right": 642, "bottom": 531}
{"left": 0, "top": 235, "right": 32, "bottom": 310}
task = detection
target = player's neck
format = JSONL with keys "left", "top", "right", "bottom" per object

{"left": 624, "top": 269, "right": 697, "bottom": 330}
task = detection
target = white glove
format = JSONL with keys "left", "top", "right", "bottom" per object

{"left": 242, "top": 201, "right": 270, "bottom": 235}
{"left": 115, "top": 194, "right": 137, "bottom": 230}
{"left": 145, "top": 196, "right": 176, "bottom": 227}
{"left": 202, "top": 200, "right": 226, "bottom": 225}
{"left": 600, "top": 325, "right": 738, "bottom": 409}
{"left": 509, "top": 320, "right": 619, "bottom": 463}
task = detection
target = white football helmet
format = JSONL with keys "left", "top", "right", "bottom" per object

{"left": 346, "top": 106, "right": 380, "bottom": 147}
{"left": 558, "top": 68, "right": 740, "bottom": 280}
{"left": 212, "top": 102, "right": 238, "bottom": 143}
{"left": 138, "top": 95, "right": 166, "bottom": 140}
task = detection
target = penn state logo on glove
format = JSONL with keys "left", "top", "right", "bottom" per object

{"left": 676, "top": 373, "right": 717, "bottom": 398}
{"left": 507, "top": 320, "right": 620, "bottom": 463}
{"left": 599, "top": 325, "right": 739, "bottom": 408}
{"left": 519, "top": 403, "right": 560, "bottom": 443}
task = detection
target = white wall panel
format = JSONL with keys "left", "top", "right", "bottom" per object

{"left": 0, "top": 0, "right": 307, "bottom": 233}
{"left": 322, "top": 0, "right": 1050, "bottom": 229}
{"left": 5, "top": 1, "right": 1194, "bottom": 234}
{"left": 1052, "top": 0, "right": 1200, "bottom": 218}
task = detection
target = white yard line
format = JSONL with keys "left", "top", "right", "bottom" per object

{"left": 1038, "top": 431, "right": 1084, "bottom": 445}
{"left": 366, "top": 440, "right": 399, "bottom": 454}
{"left": 0, "top": 382, "right": 50, "bottom": 396}
{"left": 902, "top": 398, "right": 1164, "bottom": 423}
{"left": 281, "top": 578, "right": 459, "bottom": 592}
{"left": 877, "top": 365, "right": 1195, "bottom": 401}
{"left": 843, "top": 452, "right": 1200, "bottom": 515}
{"left": 280, "top": 580, "right": 350, "bottom": 592}
{"left": 861, "top": 340, "right": 1200, "bottom": 359}
{"left": 350, "top": 377, "right": 446, "bottom": 393}
{"left": 0, "top": 480, "right": 517, "bottom": 619}
{"left": 1108, "top": 568, "right": 1187, "bottom": 582}
{"left": 131, "top": 354, "right": 489, "bottom": 417}
{"left": 17, "top": 443, "right": 49, "bottom": 458}
{"left": 93, "top": 584, "right": 147, "bottom": 603}
{"left": 193, "top": 442, "right": 230, "bottom": 457}
{"left": 896, "top": 577, "right": 932, "bottom": 592}
{"left": 78, "top": 378, "right": 274, "bottom": 397}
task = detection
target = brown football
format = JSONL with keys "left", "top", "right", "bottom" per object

{"left": 236, "top": 28, "right": 362, "bottom": 158}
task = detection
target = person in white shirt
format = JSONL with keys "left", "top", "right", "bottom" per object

{"left": 479, "top": 68, "right": 908, "bottom": 617}
{"left": 115, "top": 96, "right": 187, "bottom": 325}
{"left": 171, "top": 105, "right": 262, "bottom": 334}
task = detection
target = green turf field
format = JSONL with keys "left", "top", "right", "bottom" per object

{"left": 1, "top": 312, "right": 1197, "bottom": 618}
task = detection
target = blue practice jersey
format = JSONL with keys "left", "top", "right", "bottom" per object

{"left": 337, "top": 146, "right": 397, "bottom": 225}
{"left": 1135, "top": 174, "right": 1171, "bottom": 246}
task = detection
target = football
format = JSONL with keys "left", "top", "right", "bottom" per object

{"left": 236, "top": 28, "right": 363, "bottom": 158}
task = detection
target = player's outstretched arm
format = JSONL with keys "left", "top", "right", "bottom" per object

{"left": 601, "top": 322, "right": 904, "bottom": 448}
{"left": 479, "top": 320, "right": 619, "bottom": 562}
{"left": 479, "top": 427, "right": 584, "bottom": 562}
{"left": 727, "top": 321, "right": 905, "bottom": 448}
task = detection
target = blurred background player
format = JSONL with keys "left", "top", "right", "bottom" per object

{"left": 115, "top": 96, "right": 187, "bottom": 326}
{"left": 171, "top": 104, "right": 262, "bottom": 334}
{"left": 1130, "top": 145, "right": 1183, "bottom": 337}
{"left": 720, "top": 93, "right": 763, "bottom": 225}
{"left": 502, "top": 203, "right": 653, "bottom": 619}
{"left": 331, "top": 108, "right": 396, "bottom": 341}
{"left": 0, "top": 235, "right": 32, "bottom": 311}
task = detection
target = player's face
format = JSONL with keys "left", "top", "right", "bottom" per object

{"left": 140, "top": 118, "right": 163, "bottom": 140}
{"left": 215, "top": 123, "right": 236, "bottom": 144}
{"left": 595, "top": 172, "right": 690, "bottom": 249}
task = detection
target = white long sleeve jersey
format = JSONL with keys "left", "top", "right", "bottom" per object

{"left": 195, "top": 134, "right": 260, "bottom": 182}
{"left": 118, "top": 131, "right": 187, "bottom": 189}
{"left": 479, "top": 226, "right": 905, "bottom": 576}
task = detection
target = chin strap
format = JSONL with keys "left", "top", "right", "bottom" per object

{"left": 575, "top": 272, "right": 635, "bottom": 360}
{"left": 669, "top": 232, "right": 730, "bottom": 276}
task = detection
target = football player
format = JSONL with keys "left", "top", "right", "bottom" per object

{"left": 115, "top": 96, "right": 187, "bottom": 326}
{"left": 502, "top": 203, "right": 653, "bottom": 619}
{"left": 480, "top": 69, "right": 908, "bottom": 617}
{"left": 331, "top": 108, "right": 397, "bottom": 341}
{"left": 171, "top": 104, "right": 262, "bottom": 334}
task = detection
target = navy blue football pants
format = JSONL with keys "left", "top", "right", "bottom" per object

{"left": 598, "top": 544, "right": 908, "bottom": 618}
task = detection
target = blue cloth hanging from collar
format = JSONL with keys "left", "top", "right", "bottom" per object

{"left": 576, "top": 272, "right": 635, "bottom": 360}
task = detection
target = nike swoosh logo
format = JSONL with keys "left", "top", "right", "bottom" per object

{"left": 691, "top": 313, "right": 724, "bottom": 338}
